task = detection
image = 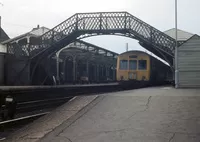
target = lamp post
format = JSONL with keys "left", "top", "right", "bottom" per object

{"left": 0, "top": 16, "right": 1, "bottom": 38}
{"left": 175, "top": 0, "right": 178, "bottom": 88}
{"left": 0, "top": 2, "right": 3, "bottom": 38}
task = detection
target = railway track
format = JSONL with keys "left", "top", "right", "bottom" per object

{"left": 0, "top": 112, "right": 50, "bottom": 141}
{"left": 16, "top": 96, "right": 72, "bottom": 113}
{"left": 0, "top": 96, "right": 72, "bottom": 141}
{"left": 0, "top": 96, "right": 72, "bottom": 121}
{"left": 0, "top": 83, "right": 121, "bottom": 121}
{"left": 0, "top": 84, "right": 122, "bottom": 140}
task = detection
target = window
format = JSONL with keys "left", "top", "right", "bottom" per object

{"left": 138, "top": 60, "right": 147, "bottom": 70}
{"left": 129, "top": 60, "right": 137, "bottom": 70}
{"left": 120, "top": 60, "right": 128, "bottom": 70}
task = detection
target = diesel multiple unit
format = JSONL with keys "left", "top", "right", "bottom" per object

{"left": 116, "top": 50, "right": 172, "bottom": 88}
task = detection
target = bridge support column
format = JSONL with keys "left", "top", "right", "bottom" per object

{"left": 73, "top": 58, "right": 76, "bottom": 84}
{"left": 62, "top": 60, "right": 66, "bottom": 84}
{"left": 96, "top": 64, "right": 99, "bottom": 83}
{"left": 93, "top": 65, "right": 97, "bottom": 82}
{"left": 86, "top": 61, "right": 89, "bottom": 81}
{"left": 102, "top": 66, "right": 104, "bottom": 82}
{"left": 112, "top": 67, "right": 116, "bottom": 81}
{"left": 27, "top": 37, "right": 31, "bottom": 84}
{"left": 59, "top": 61, "right": 64, "bottom": 84}
{"left": 106, "top": 66, "right": 109, "bottom": 81}
{"left": 56, "top": 53, "right": 60, "bottom": 85}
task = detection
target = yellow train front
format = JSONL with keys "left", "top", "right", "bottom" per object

{"left": 116, "top": 50, "right": 172, "bottom": 89}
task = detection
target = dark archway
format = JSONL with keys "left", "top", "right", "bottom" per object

{"left": 88, "top": 62, "right": 96, "bottom": 83}
{"left": 63, "top": 56, "right": 74, "bottom": 84}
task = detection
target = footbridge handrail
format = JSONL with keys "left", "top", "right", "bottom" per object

{"left": 6, "top": 12, "right": 177, "bottom": 58}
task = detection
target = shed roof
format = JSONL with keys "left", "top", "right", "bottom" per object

{"left": 164, "top": 28, "right": 194, "bottom": 41}
{"left": 0, "top": 27, "right": 9, "bottom": 43}
{"left": 2, "top": 26, "right": 49, "bottom": 44}
{"left": 178, "top": 34, "right": 200, "bottom": 48}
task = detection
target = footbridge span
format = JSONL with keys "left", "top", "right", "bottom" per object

{"left": 3, "top": 11, "right": 180, "bottom": 85}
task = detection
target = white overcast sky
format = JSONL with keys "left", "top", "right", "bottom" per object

{"left": 0, "top": 0, "right": 199, "bottom": 54}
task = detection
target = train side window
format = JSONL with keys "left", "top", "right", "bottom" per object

{"left": 120, "top": 60, "right": 128, "bottom": 70}
{"left": 138, "top": 60, "right": 147, "bottom": 70}
{"left": 129, "top": 60, "right": 137, "bottom": 70}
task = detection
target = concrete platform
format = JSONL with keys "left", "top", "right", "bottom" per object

{"left": 5, "top": 86, "right": 200, "bottom": 142}
{"left": 0, "top": 83, "right": 119, "bottom": 91}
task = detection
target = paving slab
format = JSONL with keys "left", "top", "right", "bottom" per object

{"left": 38, "top": 86, "right": 200, "bottom": 142}
{"left": 5, "top": 95, "right": 98, "bottom": 142}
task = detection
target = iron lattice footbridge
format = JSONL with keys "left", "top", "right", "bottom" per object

{"left": 5, "top": 11, "right": 180, "bottom": 66}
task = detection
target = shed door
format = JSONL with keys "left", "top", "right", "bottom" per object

{"left": 178, "top": 51, "right": 200, "bottom": 87}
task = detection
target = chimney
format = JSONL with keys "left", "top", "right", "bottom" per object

{"left": 32, "top": 25, "right": 40, "bottom": 31}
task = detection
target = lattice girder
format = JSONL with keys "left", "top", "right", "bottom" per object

{"left": 7, "top": 11, "right": 177, "bottom": 60}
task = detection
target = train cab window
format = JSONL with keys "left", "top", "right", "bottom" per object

{"left": 129, "top": 60, "right": 137, "bottom": 70}
{"left": 138, "top": 60, "right": 147, "bottom": 70}
{"left": 120, "top": 60, "right": 128, "bottom": 70}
